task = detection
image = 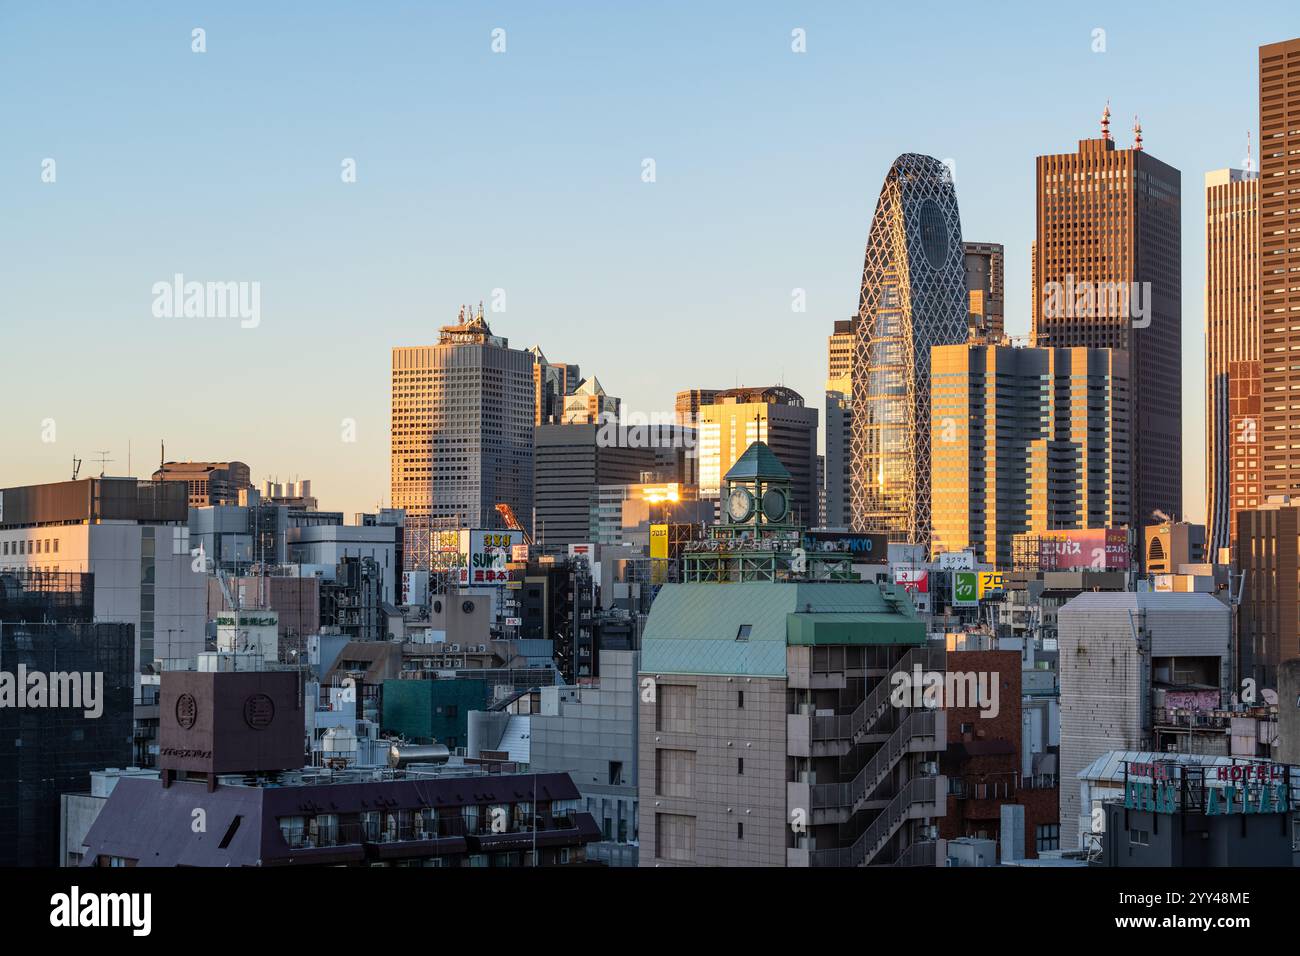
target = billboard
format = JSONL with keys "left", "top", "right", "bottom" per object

{"left": 894, "top": 567, "right": 929, "bottom": 593}
{"left": 457, "top": 530, "right": 525, "bottom": 586}
{"left": 802, "top": 531, "right": 888, "bottom": 563}
{"left": 1037, "top": 528, "right": 1130, "bottom": 571}
{"left": 937, "top": 551, "right": 975, "bottom": 571}
{"left": 952, "top": 571, "right": 978, "bottom": 607}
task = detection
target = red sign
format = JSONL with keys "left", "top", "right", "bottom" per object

{"left": 894, "top": 567, "right": 929, "bottom": 594}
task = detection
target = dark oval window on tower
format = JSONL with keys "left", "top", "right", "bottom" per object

{"left": 917, "top": 198, "right": 949, "bottom": 269}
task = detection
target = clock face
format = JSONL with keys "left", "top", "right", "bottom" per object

{"left": 727, "top": 487, "right": 755, "bottom": 522}
{"left": 761, "top": 487, "right": 788, "bottom": 522}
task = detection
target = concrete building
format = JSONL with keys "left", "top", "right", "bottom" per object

{"left": 1259, "top": 38, "right": 1300, "bottom": 502}
{"left": 152, "top": 460, "right": 251, "bottom": 507}
{"left": 1056, "top": 592, "right": 1231, "bottom": 850}
{"left": 851, "top": 153, "right": 969, "bottom": 546}
{"left": 1204, "top": 168, "right": 1260, "bottom": 557}
{"left": 938, "top": 648, "right": 1059, "bottom": 858}
{"left": 76, "top": 666, "right": 601, "bottom": 867}
{"left": 697, "top": 386, "right": 819, "bottom": 527}
{"left": 824, "top": 319, "right": 853, "bottom": 530}
{"left": 1080, "top": 751, "right": 1294, "bottom": 866}
{"left": 1143, "top": 520, "right": 1206, "bottom": 575}
{"left": 0, "top": 477, "right": 206, "bottom": 674}
{"left": 930, "top": 344, "right": 1131, "bottom": 567}
{"left": 1032, "top": 110, "right": 1182, "bottom": 543}
{"left": 533, "top": 423, "right": 662, "bottom": 553}
{"left": 1237, "top": 499, "right": 1300, "bottom": 689}
{"left": 963, "top": 241, "right": 1005, "bottom": 344}
{"left": 287, "top": 523, "right": 400, "bottom": 604}
{"left": 470, "top": 650, "right": 641, "bottom": 865}
{"left": 638, "top": 580, "right": 944, "bottom": 867}
{"left": 392, "top": 305, "right": 535, "bottom": 555}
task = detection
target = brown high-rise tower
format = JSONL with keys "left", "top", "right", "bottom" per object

{"left": 1032, "top": 108, "right": 1182, "bottom": 536}
{"left": 1204, "top": 167, "right": 1259, "bottom": 558}
{"left": 1259, "top": 38, "right": 1300, "bottom": 502}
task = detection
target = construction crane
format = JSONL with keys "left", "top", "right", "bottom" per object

{"left": 494, "top": 502, "right": 532, "bottom": 546}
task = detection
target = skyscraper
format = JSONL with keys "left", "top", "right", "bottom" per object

{"left": 930, "top": 344, "right": 1131, "bottom": 567}
{"left": 391, "top": 305, "right": 535, "bottom": 561}
{"left": 1259, "top": 38, "right": 1300, "bottom": 501}
{"left": 1032, "top": 110, "right": 1182, "bottom": 534}
{"left": 851, "top": 153, "right": 969, "bottom": 545}
{"left": 1204, "top": 167, "right": 1259, "bottom": 556}
{"left": 531, "top": 346, "right": 580, "bottom": 426}
{"left": 963, "top": 241, "right": 1005, "bottom": 344}
{"left": 824, "top": 319, "right": 853, "bottom": 529}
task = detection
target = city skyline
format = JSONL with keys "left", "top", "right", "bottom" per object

{"left": 2, "top": 2, "right": 1290, "bottom": 522}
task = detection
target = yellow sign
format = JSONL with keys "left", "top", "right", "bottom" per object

{"left": 977, "top": 571, "right": 1006, "bottom": 598}
{"left": 650, "top": 524, "right": 669, "bottom": 585}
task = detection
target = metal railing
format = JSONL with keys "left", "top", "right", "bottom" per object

{"left": 810, "top": 776, "right": 939, "bottom": 868}
{"left": 810, "top": 710, "right": 937, "bottom": 814}
{"left": 810, "top": 644, "right": 945, "bottom": 744}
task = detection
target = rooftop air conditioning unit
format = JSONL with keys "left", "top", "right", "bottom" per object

{"left": 450, "top": 644, "right": 460, "bottom": 653}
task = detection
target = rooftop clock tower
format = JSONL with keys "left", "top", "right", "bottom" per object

{"left": 722, "top": 441, "right": 796, "bottom": 532}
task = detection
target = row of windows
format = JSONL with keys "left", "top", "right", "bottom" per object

{"left": 1, "top": 538, "right": 59, "bottom": 556}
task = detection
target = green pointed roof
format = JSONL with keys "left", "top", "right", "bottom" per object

{"left": 725, "top": 441, "right": 790, "bottom": 482}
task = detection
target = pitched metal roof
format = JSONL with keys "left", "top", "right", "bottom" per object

{"left": 724, "top": 441, "right": 791, "bottom": 482}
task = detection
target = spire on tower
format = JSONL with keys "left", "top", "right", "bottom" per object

{"left": 1101, "top": 101, "right": 1112, "bottom": 141}
{"left": 1133, "top": 115, "right": 1143, "bottom": 151}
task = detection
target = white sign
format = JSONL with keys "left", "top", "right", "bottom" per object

{"left": 937, "top": 551, "right": 974, "bottom": 571}
{"left": 505, "top": 617, "right": 522, "bottom": 627}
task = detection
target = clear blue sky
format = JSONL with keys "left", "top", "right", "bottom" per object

{"left": 2, "top": 1, "right": 1290, "bottom": 522}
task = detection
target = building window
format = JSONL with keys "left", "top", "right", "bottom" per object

{"left": 608, "top": 761, "right": 623, "bottom": 785}
{"left": 737, "top": 822, "right": 744, "bottom": 840}
{"left": 1035, "top": 823, "right": 1059, "bottom": 852}
{"left": 1129, "top": 828, "right": 1150, "bottom": 847}
{"left": 735, "top": 625, "right": 752, "bottom": 642}
{"left": 737, "top": 758, "right": 744, "bottom": 775}
{"left": 738, "top": 690, "right": 744, "bottom": 709}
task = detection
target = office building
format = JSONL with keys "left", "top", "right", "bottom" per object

{"left": 561, "top": 377, "right": 619, "bottom": 424}
{"left": 1032, "top": 110, "right": 1182, "bottom": 535}
{"left": 531, "top": 347, "right": 581, "bottom": 426}
{"left": 825, "top": 319, "right": 853, "bottom": 530}
{"left": 392, "top": 305, "right": 535, "bottom": 559}
{"left": 152, "top": 460, "right": 252, "bottom": 507}
{"left": 0, "top": 572, "right": 134, "bottom": 866}
{"left": 1205, "top": 168, "right": 1260, "bottom": 555}
{"left": 930, "top": 344, "right": 1131, "bottom": 566}
{"left": 963, "top": 241, "right": 1005, "bottom": 343}
{"left": 674, "top": 389, "right": 720, "bottom": 428}
{"left": 697, "top": 386, "right": 819, "bottom": 527}
{"left": 534, "top": 423, "right": 661, "bottom": 553}
{"left": 0, "top": 477, "right": 206, "bottom": 674}
{"left": 851, "top": 153, "right": 969, "bottom": 546}
{"left": 1057, "top": 592, "right": 1231, "bottom": 850}
{"left": 1237, "top": 498, "right": 1300, "bottom": 689}
{"left": 1259, "top": 39, "right": 1300, "bottom": 500}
